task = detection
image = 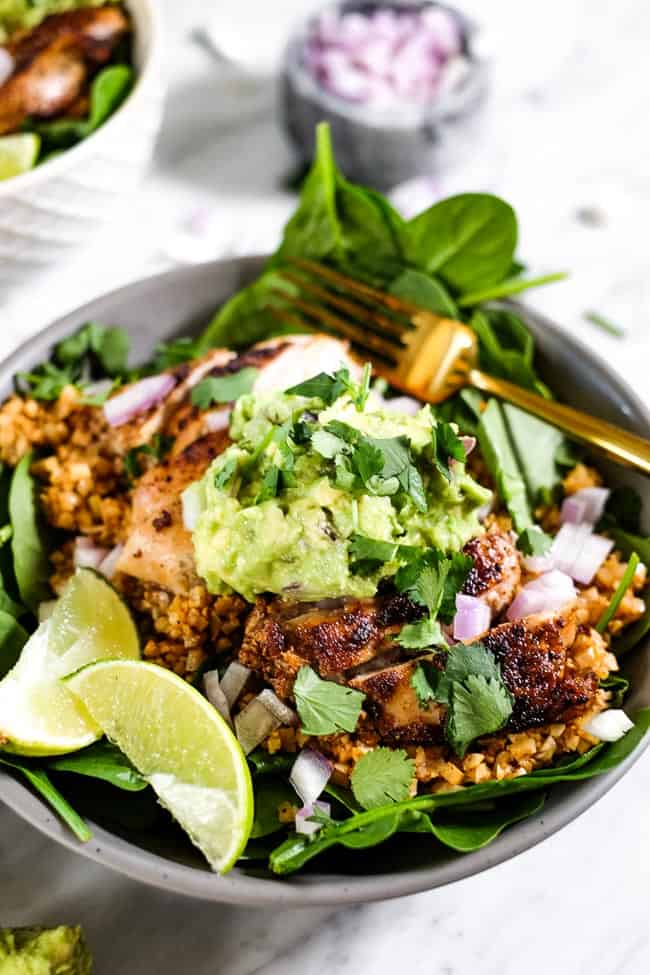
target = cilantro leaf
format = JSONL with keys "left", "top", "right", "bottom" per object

{"left": 256, "top": 465, "right": 280, "bottom": 504}
{"left": 56, "top": 322, "right": 129, "bottom": 377}
{"left": 395, "top": 551, "right": 448, "bottom": 616}
{"left": 191, "top": 367, "right": 259, "bottom": 409}
{"left": 426, "top": 641, "right": 504, "bottom": 705}
{"left": 517, "top": 526, "right": 552, "bottom": 557}
{"left": 446, "top": 674, "right": 512, "bottom": 756}
{"left": 152, "top": 337, "right": 205, "bottom": 371}
{"left": 397, "top": 618, "right": 445, "bottom": 650}
{"left": 311, "top": 429, "right": 347, "bottom": 459}
{"left": 350, "top": 748, "right": 415, "bottom": 810}
{"left": 214, "top": 457, "right": 238, "bottom": 490}
{"left": 123, "top": 434, "right": 173, "bottom": 484}
{"left": 17, "top": 362, "right": 77, "bottom": 401}
{"left": 294, "top": 666, "right": 365, "bottom": 736}
{"left": 410, "top": 662, "right": 439, "bottom": 706}
{"left": 286, "top": 364, "right": 372, "bottom": 410}
{"left": 351, "top": 439, "right": 384, "bottom": 484}
{"left": 432, "top": 420, "right": 466, "bottom": 481}
{"left": 438, "top": 552, "right": 474, "bottom": 623}
{"left": 348, "top": 534, "right": 398, "bottom": 564}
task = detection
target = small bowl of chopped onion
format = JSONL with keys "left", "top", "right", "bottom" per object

{"left": 282, "top": 1, "right": 489, "bottom": 190}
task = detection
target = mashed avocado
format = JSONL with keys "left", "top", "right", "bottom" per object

{"left": 0, "top": 926, "right": 92, "bottom": 974}
{"left": 0, "top": 0, "right": 110, "bottom": 40}
{"left": 190, "top": 385, "right": 491, "bottom": 603}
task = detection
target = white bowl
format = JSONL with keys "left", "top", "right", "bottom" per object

{"left": 0, "top": 0, "right": 164, "bottom": 287}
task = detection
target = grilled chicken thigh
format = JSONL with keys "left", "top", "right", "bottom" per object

{"left": 0, "top": 7, "right": 130, "bottom": 134}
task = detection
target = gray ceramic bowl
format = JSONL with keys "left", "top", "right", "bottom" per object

{"left": 1, "top": 256, "right": 649, "bottom": 906}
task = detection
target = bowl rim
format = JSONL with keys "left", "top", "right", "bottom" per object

{"left": 0, "top": 0, "right": 163, "bottom": 197}
{"left": 1, "top": 255, "right": 649, "bottom": 906}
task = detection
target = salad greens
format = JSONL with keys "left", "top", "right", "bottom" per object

{"left": 2, "top": 121, "right": 650, "bottom": 879}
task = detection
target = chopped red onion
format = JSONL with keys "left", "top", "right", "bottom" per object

{"left": 103, "top": 374, "right": 176, "bottom": 427}
{"left": 583, "top": 709, "right": 634, "bottom": 742}
{"left": 220, "top": 661, "right": 251, "bottom": 708}
{"left": 382, "top": 396, "right": 421, "bottom": 416}
{"left": 257, "top": 689, "right": 298, "bottom": 726}
{"left": 73, "top": 537, "right": 109, "bottom": 571}
{"left": 506, "top": 571, "right": 576, "bottom": 621}
{"left": 234, "top": 698, "right": 280, "bottom": 755}
{"left": 203, "top": 670, "right": 232, "bottom": 726}
{"left": 549, "top": 523, "right": 592, "bottom": 575}
{"left": 295, "top": 800, "right": 331, "bottom": 837}
{"left": 82, "top": 378, "right": 114, "bottom": 400}
{"left": 460, "top": 436, "right": 476, "bottom": 457}
{"left": 560, "top": 495, "right": 588, "bottom": 525}
{"left": 204, "top": 409, "right": 230, "bottom": 432}
{"left": 570, "top": 487, "right": 610, "bottom": 524}
{"left": 303, "top": 4, "right": 466, "bottom": 107}
{"left": 181, "top": 483, "right": 202, "bottom": 532}
{"left": 289, "top": 748, "right": 333, "bottom": 805}
{"left": 0, "top": 48, "right": 14, "bottom": 87}
{"left": 522, "top": 553, "right": 555, "bottom": 574}
{"left": 476, "top": 499, "right": 493, "bottom": 523}
{"left": 453, "top": 593, "right": 490, "bottom": 641}
{"left": 98, "top": 544, "right": 124, "bottom": 580}
{"left": 570, "top": 533, "right": 613, "bottom": 585}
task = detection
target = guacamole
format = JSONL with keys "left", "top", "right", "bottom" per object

{"left": 0, "top": 0, "right": 109, "bottom": 40}
{"left": 190, "top": 387, "right": 491, "bottom": 603}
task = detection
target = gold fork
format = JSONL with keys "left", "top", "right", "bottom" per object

{"left": 273, "top": 259, "right": 650, "bottom": 476}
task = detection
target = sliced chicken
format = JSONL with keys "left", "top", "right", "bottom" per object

{"left": 115, "top": 431, "right": 228, "bottom": 593}
{"left": 0, "top": 7, "right": 130, "bottom": 135}
{"left": 351, "top": 608, "right": 596, "bottom": 746}
{"left": 462, "top": 529, "right": 521, "bottom": 618}
{"left": 239, "top": 593, "right": 423, "bottom": 696}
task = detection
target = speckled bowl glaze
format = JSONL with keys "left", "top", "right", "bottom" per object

{"left": 1, "top": 256, "right": 648, "bottom": 906}
{"left": 0, "top": 0, "right": 164, "bottom": 289}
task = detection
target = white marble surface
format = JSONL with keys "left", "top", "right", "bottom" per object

{"left": 1, "top": 1, "right": 650, "bottom": 972}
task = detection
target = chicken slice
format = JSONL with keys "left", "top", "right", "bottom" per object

{"left": 350, "top": 608, "right": 596, "bottom": 746}
{"left": 0, "top": 7, "right": 130, "bottom": 134}
{"left": 115, "top": 431, "right": 228, "bottom": 593}
{"left": 461, "top": 529, "right": 521, "bottom": 617}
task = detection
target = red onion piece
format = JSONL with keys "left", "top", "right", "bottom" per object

{"left": 549, "top": 523, "right": 591, "bottom": 575}
{"left": 98, "top": 544, "right": 124, "bottom": 580}
{"left": 204, "top": 409, "right": 230, "bottom": 432}
{"left": 0, "top": 48, "right": 14, "bottom": 87}
{"left": 220, "top": 661, "right": 251, "bottom": 708}
{"left": 523, "top": 553, "right": 555, "bottom": 574}
{"left": 234, "top": 698, "right": 280, "bottom": 755}
{"left": 103, "top": 374, "right": 176, "bottom": 427}
{"left": 560, "top": 495, "right": 588, "bottom": 525}
{"left": 382, "top": 396, "right": 421, "bottom": 416}
{"left": 506, "top": 571, "right": 576, "bottom": 621}
{"left": 295, "top": 800, "right": 331, "bottom": 837}
{"left": 181, "top": 483, "right": 202, "bottom": 532}
{"left": 583, "top": 709, "right": 634, "bottom": 742}
{"left": 570, "top": 533, "right": 613, "bottom": 585}
{"left": 453, "top": 593, "right": 490, "bottom": 641}
{"left": 571, "top": 487, "right": 610, "bottom": 524}
{"left": 203, "top": 670, "right": 232, "bottom": 726}
{"left": 73, "top": 537, "right": 109, "bottom": 571}
{"left": 289, "top": 748, "right": 333, "bottom": 805}
{"left": 460, "top": 436, "right": 476, "bottom": 457}
{"left": 257, "top": 689, "right": 298, "bottom": 726}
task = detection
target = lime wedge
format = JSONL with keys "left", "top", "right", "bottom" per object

{"left": 0, "top": 569, "right": 140, "bottom": 756}
{"left": 65, "top": 660, "right": 254, "bottom": 873}
{"left": 0, "top": 133, "right": 40, "bottom": 180}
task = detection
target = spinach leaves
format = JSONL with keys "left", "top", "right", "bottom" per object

{"left": 34, "top": 65, "right": 134, "bottom": 152}
{"left": 8, "top": 454, "right": 50, "bottom": 612}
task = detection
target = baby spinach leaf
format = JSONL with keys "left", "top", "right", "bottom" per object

{"left": 427, "top": 791, "right": 545, "bottom": 851}
{"left": 613, "top": 597, "right": 650, "bottom": 656}
{"left": 250, "top": 777, "right": 298, "bottom": 838}
{"left": 603, "top": 486, "right": 643, "bottom": 534}
{"left": 350, "top": 748, "right": 415, "bottom": 810}
{"left": 502, "top": 403, "right": 565, "bottom": 505}
{"left": 406, "top": 194, "right": 518, "bottom": 292}
{"left": 470, "top": 310, "right": 550, "bottom": 396}
{"left": 35, "top": 65, "right": 134, "bottom": 150}
{"left": 0, "top": 610, "right": 28, "bottom": 678}
{"left": 191, "top": 367, "right": 259, "bottom": 409}
{"left": 247, "top": 750, "right": 294, "bottom": 777}
{"left": 47, "top": 741, "right": 147, "bottom": 792}
{"left": 388, "top": 268, "right": 458, "bottom": 317}
{"left": 9, "top": 454, "right": 50, "bottom": 612}
{"left": 477, "top": 400, "right": 532, "bottom": 533}
{"left": 293, "top": 666, "right": 365, "bottom": 736}
{"left": 457, "top": 272, "right": 568, "bottom": 308}
{"left": 0, "top": 756, "right": 91, "bottom": 843}
{"left": 200, "top": 271, "right": 300, "bottom": 351}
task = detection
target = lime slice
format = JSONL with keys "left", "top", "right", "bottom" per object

{"left": 65, "top": 660, "right": 254, "bottom": 873}
{"left": 0, "top": 133, "right": 40, "bottom": 180}
{"left": 0, "top": 569, "right": 140, "bottom": 756}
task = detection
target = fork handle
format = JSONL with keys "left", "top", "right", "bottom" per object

{"left": 469, "top": 369, "right": 650, "bottom": 476}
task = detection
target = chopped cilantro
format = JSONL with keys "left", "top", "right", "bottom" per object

{"left": 350, "top": 748, "right": 415, "bottom": 810}
{"left": 447, "top": 674, "right": 513, "bottom": 757}
{"left": 255, "top": 465, "right": 280, "bottom": 504}
{"left": 191, "top": 367, "right": 259, "bottom": 409}
{"left": 213, "top": 457, "right": 239, "bottom": 490}
{"left": 286, "top": 363, "right": 372, "bottom": 410}
{"left": 17, "top": 362, "right": 77, "bottom": 401}
{"left": 311, "top": 429, "right": 347, "bottom": 459}
{"left": 348, "top": 534, "right": 398, "bottom": 563}
{"left": 55, "top": 322, "right": 129, "bottom": 377}
{"left": 431, "top": 420, "right": 466, "bottom": 481}
{"left": 398, "top": 618, "right": 445, "bottom": 650}
{"left": 410, "top": 642, "right": 513, "bottom": 756}
{"left": 152, "top": 336, "right": 205, "bottom": 371}
{"left": 294, "top": 666, "right": 365, "bottom": 736}
{"left": 123, "top": 434, "right": 174, "bottom": 484}
{"left": 517, "top": 526, "right": 553, "bottom": 557}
